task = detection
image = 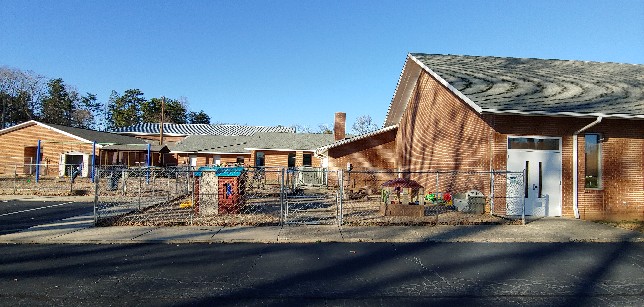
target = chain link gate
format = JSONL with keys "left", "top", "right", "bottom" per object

{"left": 283, "top": 168, "right": 339, "bottom": 225}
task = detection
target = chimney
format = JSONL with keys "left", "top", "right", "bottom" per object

{"left": 334, "top": 112, "right": 346, "bottom": 141}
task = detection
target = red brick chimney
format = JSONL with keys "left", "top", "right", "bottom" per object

{"left": 334, "top": 112, "right": 346, "bottom": 141}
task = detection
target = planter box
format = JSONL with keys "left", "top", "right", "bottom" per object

{"left": 380, "top": 203, "right": 424, "bottom": 217}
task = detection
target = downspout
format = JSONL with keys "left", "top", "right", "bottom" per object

{"left": 572, "top": 116, "right": 602, "bottom": 219}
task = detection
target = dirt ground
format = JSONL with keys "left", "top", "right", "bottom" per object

{"left": 97, "top": 195, "right": 520, "bottom": 227}
{"left": 596, "top": 220, "right": 644, "bottom": 232}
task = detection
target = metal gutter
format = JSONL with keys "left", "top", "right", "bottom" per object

{"left": 482, "top": 109, "right": 644, "bottom": 120}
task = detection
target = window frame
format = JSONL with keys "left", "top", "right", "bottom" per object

{"left": 584, "top": 133, "right": 602, "bottom": 189}
{"left": 255, "top": 152, "right": 265, "bottom": 167}
{"left": 302, "top": 153, "right": 312, "bottom": 167}
{"left": 288, "top": 153, "right": 296, "bottom": 168}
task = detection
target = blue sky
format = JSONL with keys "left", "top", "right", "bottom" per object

{"left": 2, "top": 0, "right": 642, "bottom": 132}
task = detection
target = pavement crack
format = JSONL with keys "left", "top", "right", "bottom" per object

{"left": 131, "top": 227, "right": 158, "bottom": 240}
{"left": 411, "top": 256, "right": 452, "bottom": 287}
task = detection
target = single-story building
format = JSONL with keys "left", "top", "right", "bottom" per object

{"left": 317, "top": 53, "right": 643, "bottom": 220}
{"left": 0, "top": 120, "right": 168, "bottom": 177}
{"left": 171, "top": 132, "right": 337, "bottom": 169}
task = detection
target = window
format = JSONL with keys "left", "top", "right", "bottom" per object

{"left": 584, "top": 134, "right": 601, "bottom": 189}
{"left": 236, "top": 156, "right": 244, "bottom": 164}
{"left": 303, "top": 153, "right": 312, "bottom": 167}
{"left": 288, "top": 153, "right": 296, "bottom": 168}
{"left": 255, "top": 152, "right": 265, "bottom": 167}
{"left": 508, "top": 137, "right": 559, "bottom": 150}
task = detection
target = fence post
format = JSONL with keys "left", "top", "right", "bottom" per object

{"left": 70, "top": 165, "right": 74, "bottom": 195}
{"left": 13, "top": 165, "right": 17, "bottom": 194}
{"left": 522, "top": 169, "right": 526, "bottom": 225}
{"left": 190, "top": 169, "right": 194, "bottom": 226}
{"left": 138, "top": 175, "right": 142, "bottom": 211}
{"left": 490, "top": 171, "right": 495, "bottom": 215}
{"left": 122, "top": 169, "right": 127, "bottom": 196}
{"left": 280, "top": 167, "right": 285, "bottom": 226}
{"left": 338, "top": 170, "right": 343, "bottom": 225}
{"left": 94, "top": 168, "right": 100, "bottom": 225}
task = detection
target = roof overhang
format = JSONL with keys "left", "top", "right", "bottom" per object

{"left": 0, "top": 120, "right": 106, "bottom": 148}
{"left": 409, "top": 54, "right": 483, "bottom": 114}
{"left": 244, "top": 148, "right": 316, "bottom": 152}
{"left": 483, "top": 109, "right": 644, "bottom": 120}
{"left": 315, "top": 125, "right": 399, "bottom": 156}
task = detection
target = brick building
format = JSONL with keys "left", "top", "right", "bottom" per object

{"left": 317, "top": 53, "right": 643, "bottom": 220}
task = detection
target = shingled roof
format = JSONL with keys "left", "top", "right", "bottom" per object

{"left": 113, "top": 123, "right": 295, "bottom": 136}
{"left": 171, "top": 133, "right": 336, "bottom": 154}
{"left": 386, "top": 53, "right": 644, "bottom": 125}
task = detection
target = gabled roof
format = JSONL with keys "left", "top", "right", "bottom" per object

{"left": 113, "top": 123, "right": 296, "bottom": 136}
{"left": 246, "top": 132, "right": 337, "bottom": 151}
{"left": 385, "top": 53, "right": 644, "bottom": 125}
{"left": 171, "top": 133, "right": 337, "bottom": 154}
{"left": 101, "top": 144, "right": 170, "bottom": 153}
{"left": 171, "top": 135, "right": 252, "bottom": 154}
{"left": 0, "top": 121, "right": 148, "bottom": 147}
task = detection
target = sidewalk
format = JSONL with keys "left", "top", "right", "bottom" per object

{"left": 1, "top": 213, "right": 642, "bottom": 244}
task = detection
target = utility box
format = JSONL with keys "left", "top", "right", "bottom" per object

{"left": 454, "top": 190, "right": 485, "bottom": 214}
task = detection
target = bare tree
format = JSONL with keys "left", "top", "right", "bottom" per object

{"left": 352, "top": 115, "right": 378, "bottom": 135}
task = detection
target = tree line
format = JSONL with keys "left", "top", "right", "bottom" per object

{"left": 0, "top": 66, "right": 210, "bottom": 131}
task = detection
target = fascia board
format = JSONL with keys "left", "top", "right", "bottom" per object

{"left": 409, "top": 54, "right": 483, "bottom": 114}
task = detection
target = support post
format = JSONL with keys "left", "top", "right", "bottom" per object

{"left": 94, "top": 168, "right": 100, "bottom": 225}
{"left": 146, "top": 143, "right": 151, "bottom": 184}
{"left": 91, "top": 141, "right": 96, "bottom": 183}
{"left": 35, "top": 140, "right": 41, "bottom": 183}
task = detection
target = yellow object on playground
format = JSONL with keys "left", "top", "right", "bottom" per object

{"left": 179, "top": 200, "right": 193, "bottom": 208}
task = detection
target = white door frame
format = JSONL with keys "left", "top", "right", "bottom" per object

{"left": 506, "top": 136, "right": 562, "bottom": 217}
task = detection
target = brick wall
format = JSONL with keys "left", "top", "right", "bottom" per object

{"left": 328, "top": 128, "right": 397, "bottom": 171}
{"left": 395, "top": 71, "right": 494, "bottom": 195}
{"left": 490, "top": 116, "right": 644, "bottom": 219}
{"left": 578, "top": 119, "right": 644, "bottom": 220}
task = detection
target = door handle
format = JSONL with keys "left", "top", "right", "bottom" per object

{"left": 533, "top": 184, "right": 538, "bottom": 190}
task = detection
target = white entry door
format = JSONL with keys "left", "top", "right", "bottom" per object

{"left": 507, "top": 137, "right": 562, "bottom": 217}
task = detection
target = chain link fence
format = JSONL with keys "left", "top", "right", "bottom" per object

{"left": 94, "top": 166, "right": 193, "bottom": 226}
{"left": 0, "top": 163, "right": 95, "bottom": 195}
{"left": 93, "top": 166, "right": 525, "bottom": 227}
{"left": 337, "top": 169, "right": 526, "bottom": 225}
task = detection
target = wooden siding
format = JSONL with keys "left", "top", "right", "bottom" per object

{"left": 0, "top": 124, "right": 95, "bottom": 176}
